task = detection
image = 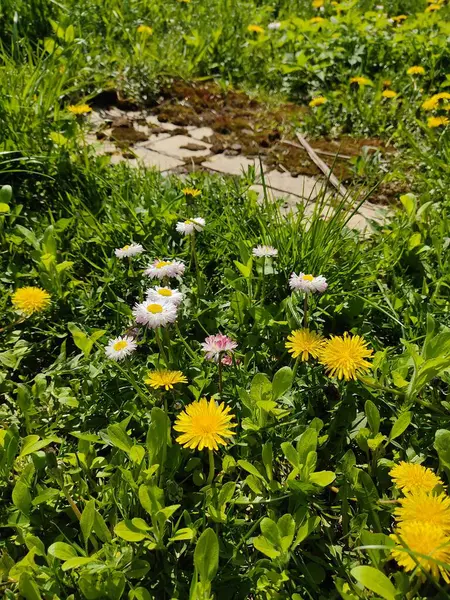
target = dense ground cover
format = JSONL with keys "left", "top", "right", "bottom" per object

{"left": 1, "top": 0, "right": 450, "bottom": 599}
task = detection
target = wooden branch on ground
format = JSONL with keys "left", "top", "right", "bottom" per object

{"left": 295, "top": 132, "right": 349, "bottom": 198}
{"left": 280, "top": 138, "right": 352, "bottom": 160}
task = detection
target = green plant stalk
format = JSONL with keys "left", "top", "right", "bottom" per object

{"left": 159, "top": 393, "right": 169, "bottom": 488}
{"left": 207, "top": 449, "right": 215, "bottom": 485}
{"left": 155, "top": 327, "right": 169, "bottom": 366}
{"left": 191, "top": 233, "right": 203, "bottom": 300}
{"left": 218, "top": 355, "right": 223, "bottom": 397}
{"left": 303, "top": 294, "right": 308, "bottom": 328}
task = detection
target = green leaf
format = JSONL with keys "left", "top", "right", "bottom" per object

{"left": 48, "top": 542, "right": 78, "bottom": 561}
{"left": 80, "top": 500, "right": 96, "bottom": 544}
{"left": 238, "top": 459, "right": 265, "bottom": 480}
{"left": 129, "top": 445, "right": 146, "bottom": 463}
{"left": 129, "top": 588, "right": 153, "bottom": 600}
{"left": 297, "top": 428, "right": 318, "bottom": 466}
{"left": 434, "top": 429, "right": 450, "bottom": 470}
{"left": 0, "top": 185, "right": 12, "bottom": 204}
{"left": 61, "top": 556, "right": 99, "bottom": 571}
{"left": 260, "top": 517, "right": 280, "bottom": 547}
{"left": 309, "top": 471, "right": 336, "bottom": 487}
{"left": 12, "top": 480, "right": 31, "bottom": 515}
{"left": 170, "top": 527, "right": 196, "bottom": 542}
{"left": 253, "top": 535, "right": 280, "bottom": 559}
{"left": 277, "top": 514, "right": 295, "bottom": 552}
{"left": 249, "top": 373, "right": 272, "bottom": 405}
{"left": 389, "top": 412, "right": 411, "bottom": 441}
{"left": 146, "top": 407, "right": 169, "bottom": 467}
{"left": 114, "top": 520, "right": 148, "bottom": 542}
{"left": 281, "top": 442, "right": 300, "bottom": 470}
{"left": 106, "top": 424, "right": 133, "bottom": 453}
{"left": 364, "top": 400, "right": 380, "bottom": 435}
{"left": 233, "top": 259, "right": 252, "bottom": 278}
{"left": 19, "top": 573, "right": 42, "bottom": 600}
{"left": 139, "top": 484, "right": 164, "bottom": 516}
{"left": 351, "top": 566, "right": 397, "bottom": 600}
{"left": 194, "top": 528, "right": 219, "bottom": 584}
{"left": 0, "top": 203, "right": 10, "bottom": 213}
{"left": 293, "top": 516, "right": 320, "bottom": 548}
{"left": 19, "top": 435, "right": 55, "bottom": 458}
{"left": 272, "top": 366, "right": 293, "bottom": 400}
{"left": 50, "top": 131, "right": 68, "bottom": 146}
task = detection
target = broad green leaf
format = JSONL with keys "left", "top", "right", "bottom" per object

{"left": 139, "top": 484, "right": 164, "bottom": 516}
{"left": 253, "top": 535, "right": 280, "bottom": 559}
{"left": 170, "top": 527, "right": 196, "bottom": 542}
{"left": 19, "top": 573, "right": 42, "bottom": 600}
{"left": 297, "top": 428, "right": 318, "bottom": 466}
{"left": 0, "top": 203, "right": 10, "bottom": 213}
{"left": 80, "top": 500, "right": 96, "bottom": 544}
{"left": 309, "top": 471, "right": 336, "bottom": 487}
{"left": 194, "top": 528, "right": 219, "bottom": 584}
{"left": 293, "top": 516, "right": 320, "bottom": 548}
{"left": 233, "top": 259, "right": 252, "bottom": 278}
{"left": 249, "top": 373, "right": 272, "bottom": 405}
{"left": 364, "top": 400, "right": 380, "bottom": 435}
{"left": 48, "top": 542, "right": 78, "bottom": 561}
{"left": 281, "top": 442, "right": 300, "bottom": 470}
{"left": 389, "top": 412, "right": 411, "bottom": 441}
{"left": 146, "top": 407, "right": 169, "bottom": 467}
{"left": 272, "top": 366, "right": 293, "bottom": 400}
{"left": 351, "top": 566, "right": 397, "bottom": 600}
{"left": 106, "top": 424, "right": 133, "bottom": 452}
{"left": 434, "top": 429, "right": 450, "bottom": 470}
{"left": 19, "top": 435, "right": 55, "bottom": 458}
{"left": 129, "top": 445, "right": 146, "bottom": 463}
{"left": 238, "top": 459, "right": 265, "bottom": 480}
{"left": 61, "top": 556, "right": 99, "bottom": 571}
{"left": 277, "top": 514, "right": 295, "bottom": 552}
{"left": 218, "top": 481, "right": 235, "bottom": 506}
{"left": 130, "top": 588, "right": 153, "bottom": 600}
{"left": 12, "top": 481, "right": 31, "bottom": 515}
{"left": 260, "top": 517, "right": 280, "bottom": 547}
{"left": 114, "top": 520, "right": 148, "bottom": 542}
{"left": 0, "top": 185, "right": 12, "bottom": 204}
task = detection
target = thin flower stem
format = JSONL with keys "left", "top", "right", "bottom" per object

{"left": 218, "top": 356, "right": 223, "bottom": 398}
{"left": 261, "top": 257, "right": 266, "bottom": 301}
{"left": 207, "top": 449, "right": 215, "bottom": 485}
{"left": 191, "top": 234, "right": 203, "bottom": 300}
{"left": 155, "top": 327, "right": 169, "bottom": 366}
{"left": 174, "top": 323, "right": 197, "bottom": 361}
{"left": 0, "top": 317, "right": 25, "bottom": 334}
{"left": 159, "top": 394, "right": 169, "bottom": 488}
{"left": 292, "top": 357, "right": 300, "bottom": 381}
{"left": 303, "top": 295, "right": 308, "bottom": 328}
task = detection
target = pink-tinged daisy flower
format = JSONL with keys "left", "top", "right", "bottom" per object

{"left": 144, "top": 259, "right": 185, "bottom": 280}
{"left": 132, "top": 298, "right": 178, "bottom": 328}
{"left": 221, "top": 354, "right": 241, "bottom": 366}
{"left": 176, "top": 217, "right": 206, "bottom": 236}
{"left": 252, "top": 245, "right": 278, "bottom": 258}
{"left": 289, "top": 272, "right": 328, "bottom": 293}
{"left": 105, "top": 336, "right": 137, "bottom": 361}
{"left": 115, "top": 243, "right": 144, "bottom": 258}
{"left": 201, "top": 334, "right": 238, "bottom": 362}
{"left": 146, "top": 286, "right": 183, "bottom": 306}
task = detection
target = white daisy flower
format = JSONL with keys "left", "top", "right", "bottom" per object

{"left": 268, "top": 21, "right": 281, "bottom": 30}
{"left": 115, "top": 243, "right": 144, "bottom": 258}
{"left": 146, "top": 286, "right": 183, "bottom": 306}
{"left": 252, "top": 245, "right": 278, "bottom": 258}
{"left": 144, "top": 259, "right": 185, "bottom": 280}
{"left": 289, "top": 272, "right": 328, "bottom": 294}
{"left": 105, "top": 336, "right": 137, "bottom": 361}
{"left": 175, "top": 217, "right": 206, "bottom": 236}
{"left": 132, "top": 298, "right": 178, "bottom": 328}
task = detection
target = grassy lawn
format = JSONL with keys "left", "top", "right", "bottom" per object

{"left": 1, "top": 1, "right": 450, "bottom": 599}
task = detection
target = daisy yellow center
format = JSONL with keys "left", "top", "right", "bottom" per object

{"left": 122, "top": 245, "right": 130, "bottom": 250}
{"left": 184, "top": 220, "right": 193, "bottom": 225}
{"left": 302, "top": 274, "right": 314, "bottom": 281}
{"left": 11, "top": 287, "right": 51, "bottom": 316}
{"left": 319, "top": 333, "right": 373, "bottom": 380}
{"left": 146, "top": 303, "right": 163, "bottom": 314}
{"left": 113, "top": 340, "right": 128, "bottom": 351}
{"left": 155, "top": 261, "right": 170, "bottom": 268}
{"left": 158, "top": 289, "right": 172, "bottom": 297}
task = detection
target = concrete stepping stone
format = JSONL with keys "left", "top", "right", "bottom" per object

{"left": 202, "top": 154, "right": 260, "bottom": 175}
{"left": 190, "top": 126, "right": 215, "bottom": 141}
{"left": 150, "top": 135, "right": 212, "bottom": 159}
{"left": 263, "top": 170, "right": 324, "bottom": 200}
{"left": 131, "top": 147, "right": 184, "bottom": 170}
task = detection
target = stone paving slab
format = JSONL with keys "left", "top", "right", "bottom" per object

{"left": 202, "top": 154, "right": 260, "bottom": 175}
{"left": 190, "top": 126, "right": 215, "bottom": 141}
{"left": 131, "top": 147, "right": 185, "bottom": 170}
{"left": 264, "top": 170, "right": 325, "bottom": 200}
{"left": 150, "top": 135, "right": 212, "bottom": 159}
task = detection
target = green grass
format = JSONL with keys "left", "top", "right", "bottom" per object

{"left": 1, "top": 1, "right": 450, "bottom": 599}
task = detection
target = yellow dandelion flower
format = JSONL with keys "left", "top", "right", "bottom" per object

{"left": 312, "top": 0, "right": 325, "bottom": 7}
{"left": 285, "top": 329, "right": 325, "bottom": 361}
{"left": 350, "top": 76, "right": 373, "bottom": 86}
{"left": 425, "top": 3, "right": 442, "bottom": 11}
{"left": 407, "top": 66, "right": 425, "bottom": 76}
{"left": 137, "top": 25, "right": 153, "bottom": 35}
{"left": 67, "top": 104, "right": 92, "bottom": 115}
{"left": 394, "top": 493, "right": 450, "bottom": 532}
{"left": 383, "top": 79, "right": 392, "bottom": 87}
{"left": 428, "top": 116, "right": 449, "bottom": 128}
{"left": 309, "top": 17, "right": 325, "bottom": 24}
{"left": 382, "top": 89, "right": 398, "bottom": 98}
{"left": 392, "top": 15, "right": 408, "bottom": 22}
{"left": 174, "top": 397, "right": 237, "bottom": 451}
{"left": 145, "top": 370, "right": 188, "bottom": 391}
{"left": 247, "top": 24, "right": 264, "bottom": 33}
{"left": 391, "top": 522, "right": 450, "bottom": 583}
{"left": 422, "top": 96, "right": 440, "bottom": 111}
{"left": 389, "top": 462, "right": 443, "bottom": 494}
{"left": 181, "top": 187, "right": 201, "bottom": 197}
{"left": 318, "top": 332, "right": 373, "bottom": 380}
{"left": 11, "top": 287, "right": 51, "bottom": 316}
{"left": 434, "top": 92, "right": 450, "bottom": 101}
{"left": 309, "top": 96, "right": 327, "bottom": 108}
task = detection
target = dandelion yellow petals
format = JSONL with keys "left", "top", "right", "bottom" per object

{"left": 319, "top": 332, "right": 373, "bottom": 381}
{"left": 173, "top": 397, "right": 237, "bottom": 451}
{"left": 389, "top": 461, "right": 443, "bottom": 494}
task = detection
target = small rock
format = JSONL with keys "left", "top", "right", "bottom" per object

{"left": 180, "top": 142, "right": 207, "bottom": 151}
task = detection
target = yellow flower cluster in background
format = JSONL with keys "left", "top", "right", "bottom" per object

{"left": 389, "top": 462, "right": 450, "bottom": 582}
{"left": 67, "top": 104, "right": 92, "bottom": 115}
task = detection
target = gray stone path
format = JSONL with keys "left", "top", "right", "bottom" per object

{"left": 86, "top": 108, "right": 389, "bottom": 233}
